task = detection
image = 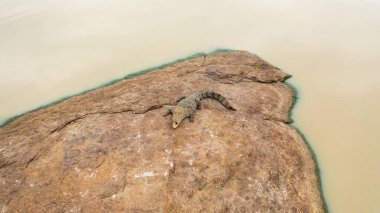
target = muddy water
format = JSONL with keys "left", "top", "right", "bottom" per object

{"left": 1, "top": 0, "right": 379, "bottom": 212}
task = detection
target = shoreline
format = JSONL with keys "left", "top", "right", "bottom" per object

{"left": 0, "top": 48, "right": 231, "bottom": 127}
{"left": 285, "top": 81, "right": 329, "bottom": 212}
{"left": 0, "top": 49, "right": 328, "bottom": 211}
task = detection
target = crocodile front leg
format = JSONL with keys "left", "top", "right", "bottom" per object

{"left": 176, "top": 96, "right": 186, "bottom": 103}
{"left": 163, "top": 108, "right": 173, "bottom": 117}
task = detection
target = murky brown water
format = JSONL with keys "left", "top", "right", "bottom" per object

{"left": 1, "top": 0, "right": 379, "bottom": 212}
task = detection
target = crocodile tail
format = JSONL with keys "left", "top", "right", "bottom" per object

{"left": 200, "top": 91, "right": 236, "bottom": 110}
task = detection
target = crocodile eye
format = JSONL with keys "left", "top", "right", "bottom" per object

{"left": 174, "top": 122, "right": 178, "bottom": 125}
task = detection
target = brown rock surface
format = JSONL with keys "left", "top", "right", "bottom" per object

{"left": 0, "top": 50, "right": 324, "bottom": 212}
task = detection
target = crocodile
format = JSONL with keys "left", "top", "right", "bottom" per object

{"left": 164, "top": 90, "right": 236, "bottom": 128}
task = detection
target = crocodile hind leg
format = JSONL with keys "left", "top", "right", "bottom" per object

{"left": 189, "top": 113, "right": 195, "bottom": 122}
{"left": 196, "top": 99, "right": 202, "bottom": 109}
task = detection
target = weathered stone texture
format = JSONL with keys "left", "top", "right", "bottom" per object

{"left": 0, "top": 51, "right": 323, "bottom": 212}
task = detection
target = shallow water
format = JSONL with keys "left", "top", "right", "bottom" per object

{"left": 1, "top": 0, "right": 380, "bottom": 212}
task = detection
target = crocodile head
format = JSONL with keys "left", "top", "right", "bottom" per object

{"left": 172, "top": 106, "right": 189, "bottom": 129}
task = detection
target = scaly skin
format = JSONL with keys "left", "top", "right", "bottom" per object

{"left": 164, "top": 90, "right": 236, "bottom": 128}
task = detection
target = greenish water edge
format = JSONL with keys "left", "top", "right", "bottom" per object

{"left": 0, "top": 48, "right": 233, "bottom": 127}
{"left": 0, "top": 48, "right": 329, "bottom": 212}
{"left": 285, "top": 79, "right": 329, "bottom": 213}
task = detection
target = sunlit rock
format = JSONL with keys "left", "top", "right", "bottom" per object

{"left": 0, "top": 50, "right": 324, "bottom": 212}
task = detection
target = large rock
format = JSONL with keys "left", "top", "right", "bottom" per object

{"left": 0, "top": 51, "right": 324, "bottom": 212}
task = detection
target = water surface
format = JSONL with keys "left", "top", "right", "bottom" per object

{"left": 1, "top": 1, "right": 380, "bottom": 212}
